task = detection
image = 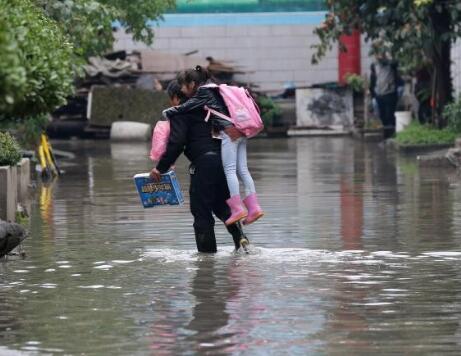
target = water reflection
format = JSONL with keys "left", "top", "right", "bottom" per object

{"left": 340, "top": 177, "right": 363, "bottom": 250}
{"left": 1, "top": 138, "right": 461, "bottom": 354}
{"left": 39, "top": 181, "right": 55, "bottom": 240}
{"left": 186, "top": 257, "right": 237, "bottom": 353}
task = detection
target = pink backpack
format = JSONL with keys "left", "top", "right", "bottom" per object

{"left": 150, "top": 120, "right": 170, "bottom": 161}
{"left": 204, "top": 84, "right": 264, "bottom": 138}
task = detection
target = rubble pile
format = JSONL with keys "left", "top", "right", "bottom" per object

{"left": 48, "top": 50, "right": 250, "bottom": 138}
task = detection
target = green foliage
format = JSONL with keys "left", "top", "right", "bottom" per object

{"left": 312, "top": 0, "right": 460, "bottom": 71}
{"left": 345, "top": 73, "right": 365, "bottom": 93}
{"left": 312, "top": 0, "right": 461, "bottom": 125}
{"left": 101, "top": 0, "right": 176, "bottom": 47}
{"left": 395, "top": 121, "right": 458, "bottom": 145}
{"left": 0, "top": 131, "right": 22, "bottom": 166}
{"left": 0, "top": 115, "right": 48, "bottom": 148}
{"left": 0, "top": 16, "right": 27, "bottom": 114}
{"left": 257, "top": 95, "right": 282, "bottom": 127}
{"left": 365, "top": 118, "right": 383, "bottom": 129}
{"left": 0, "top": 0, "right": 75, "bottom": 120}
{"left": 36, "top": 0, "right": 175, "bottom": 58}
{"left": 19, "top": 115, "right": 50, "bottom": 148}
{"left": 36, "top": 0, "right": 118, "bottom": 58}
{"left": 443, "top": 96, "right": 461, "bottom": 133}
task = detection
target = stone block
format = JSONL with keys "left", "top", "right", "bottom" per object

{"left": 270, "top": 26, "right": 294, "bottom": 36}
{"left": 247, "top": 26, "right": 272, "bottom": 37}
{"left": 251, "top": 70, "right": 294, "bottom": 83}
{"left": 17, "top": 158, "right": 30, "bottom": 204}
{"left": 151, "top": 38, "right": 170, "bottom": 50}
{"left": 291, "top": 25, "right": 316, "bottom": 36}
{"left": 417, "top": 154, "right": 453, "bottom": 168}
{"left": 455, "top": 137, "right": 461, "bottom": 148}
{"left": 156, "top": 27, "right": 182, "bottom": 39}
{"left": 226, "top": 26, "right": 249, "bottom": 37}
{"left": 181, "top": 26, "right": 226, "bottom": 38}
{"left": 0, "top": 166, "right": 17, "bottom": 222}
{"left": 88, "top": 86, "right": 169, "bottom": 127}
{"left": 110, "top": 121, "right": 152, "bottom": 141}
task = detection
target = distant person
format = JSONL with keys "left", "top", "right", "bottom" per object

{"left": 415, "top": 66, "right": 432, "bottom": 124}
{"left": 369, "top": 50, "right": 404, "bottom": 135}
{"left": 150, "top": 80, "right": 249, "bottom": 253}
{"left": 162, "top": 66, "right": 264, "bottom": 227}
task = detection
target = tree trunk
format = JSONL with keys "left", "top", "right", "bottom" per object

{"left": 430, "top": 4, "right": 453, "bottom": 127}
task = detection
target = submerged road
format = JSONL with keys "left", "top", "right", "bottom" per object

{"left": 1, "top": 137, "right": 461, "bottom": 354}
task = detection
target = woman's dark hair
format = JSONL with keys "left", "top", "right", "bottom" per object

{"left": 177, "top": 65, "right": 211, "bottom": 86}
{"left": 166, "top": 80, "right": 187, "bottom": 102}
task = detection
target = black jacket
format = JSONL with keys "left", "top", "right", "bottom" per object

{"left": 163, "top": 85, "right": 231, "bottom": 130}
{"left": 156, "top": 108, "right": 221, "bottom": 173}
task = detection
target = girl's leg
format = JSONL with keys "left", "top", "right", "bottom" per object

{"left": 221, "top": 132, "right": 240, "bottom": 197}
{"left": 236, "top": 138, "right": 264, "bottom": 225}
{"left": 236, "top": 138, "right": 256, "bottom": 197}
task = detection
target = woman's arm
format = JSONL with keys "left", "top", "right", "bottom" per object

{"left": 162, "top": 88, "right": 210, "bottom": 119}
{"left": 155, "top": 115, "right": 188, "bottom": 174}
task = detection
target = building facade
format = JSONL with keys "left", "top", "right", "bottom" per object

{"left": 114, "top": 1, "right": 461, "bottom": 94}
{"left": 114, "top": 1, "right": 375, "bottom": 93}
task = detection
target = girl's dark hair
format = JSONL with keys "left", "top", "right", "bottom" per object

{"left": 177, "top": 65, "right": 211, "bottom": 86}
{"left": 166, "top": 80, "right": 187, "bottom": 102}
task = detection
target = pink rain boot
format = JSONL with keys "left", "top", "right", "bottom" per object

{"left": 225, "top": 195, "right": 247, "bottom": 226}
{"left": 242, "top": 193, "right": 264, "bottom": 225}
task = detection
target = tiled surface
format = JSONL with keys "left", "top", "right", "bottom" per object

{"left": 115, "top": 13, "right": 461, "bottom": 93}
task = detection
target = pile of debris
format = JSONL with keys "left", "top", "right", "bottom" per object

{"left": 48, "top": 50, "right": 248, "bottom": 139}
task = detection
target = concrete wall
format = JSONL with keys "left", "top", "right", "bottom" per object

{"left": 114, "top": 12, "right": 461, "bottom": 94}
{"left": 0, "top": 166, "right": 17, "bottom": 222}
{"left": 0, "top": 158, "right": 30, "bottom": 222}
{"left": 114, "top": 12, "right": 373, "bottom": 93}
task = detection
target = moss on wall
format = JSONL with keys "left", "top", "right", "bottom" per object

{"left": 89, "top": 86, "right": 170, "bottom": 127}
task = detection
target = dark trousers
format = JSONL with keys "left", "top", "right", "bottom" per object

{"left": 190, "top": 151, "right": 245, "bottom": 252}
{"left": 376, "top": 92, "right": 398, "bottom": 129}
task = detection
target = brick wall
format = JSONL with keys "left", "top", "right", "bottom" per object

{"left": 113, "top": 13, "right": 376, "bottom": 93}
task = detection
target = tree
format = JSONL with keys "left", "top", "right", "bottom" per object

{"left": 35, "top": 0, "right": 175, "bottom": 58}
{"left": 312, "top": 0, "right": 461, "bottom": 127}
{"left": 0, "top": 0, "right": 74, "bottom": 120}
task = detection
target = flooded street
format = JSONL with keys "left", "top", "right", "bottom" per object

{"left": 2, "top": 136, "right": 461, "bottom": 354}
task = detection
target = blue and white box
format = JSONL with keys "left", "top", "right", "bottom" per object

{"left": 133, "top": 170, "right": 184, "bottom": 208}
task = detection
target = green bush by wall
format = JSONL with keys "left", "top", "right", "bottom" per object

{"left": 0, "top": 132, "right": 22, "bottom": 166}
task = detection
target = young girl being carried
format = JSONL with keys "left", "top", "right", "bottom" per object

{"left": 162, "top": 66, "right": 264, "bottom": 226}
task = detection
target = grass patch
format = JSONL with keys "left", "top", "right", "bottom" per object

{"left": 395, "top": 122, "right": 458, "bottom": 146}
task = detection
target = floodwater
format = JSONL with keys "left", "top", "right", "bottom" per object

{"left": 2, "top": 137, "right": 461, "bottom": 355}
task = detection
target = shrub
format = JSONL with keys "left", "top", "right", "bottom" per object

{"left": 257, "top": 95, "right": 282, "bottom": 127}
{"left": 0, "top": 16, "right": 27, "bottom": 114}
{"left": 345, "top": 73, "right": 366, "bottom": 93}
{"left": 443, "top": 96, "right": 461, "bottom": 133}
{"left": 395, "top": 121, "right": 457, "bottom": 145}
{"left": 0, "top": 0, "right": 74, "bottom": 119}
{"left": 0, "top": 132, "right": 22, "bottom": 166}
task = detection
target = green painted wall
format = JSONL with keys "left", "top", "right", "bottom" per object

{"left": 174, "top": 0, "right": 326, "bottom": 13}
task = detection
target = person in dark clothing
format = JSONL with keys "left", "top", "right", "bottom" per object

{"left": 162, "top": 66, "right": 264, "bottom": 227}
{"left": 150, "top": 80, "right": 249, "bottom": 253}
{"left": 369, "top": 53, "right": 404, "bottom": 136}
{"left": 415, "top": 66, "right": 432, "bottom": 124}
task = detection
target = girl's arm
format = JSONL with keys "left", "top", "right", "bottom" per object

{"left": 162, "top": 88, "right": 211, "bottom": 119}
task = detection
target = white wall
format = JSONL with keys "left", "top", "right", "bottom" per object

{"left": 116, "top": 13, "right": 461, "bottom": 94}
{"left": 452, "top": 41, "right": 461, "bottom": 96}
